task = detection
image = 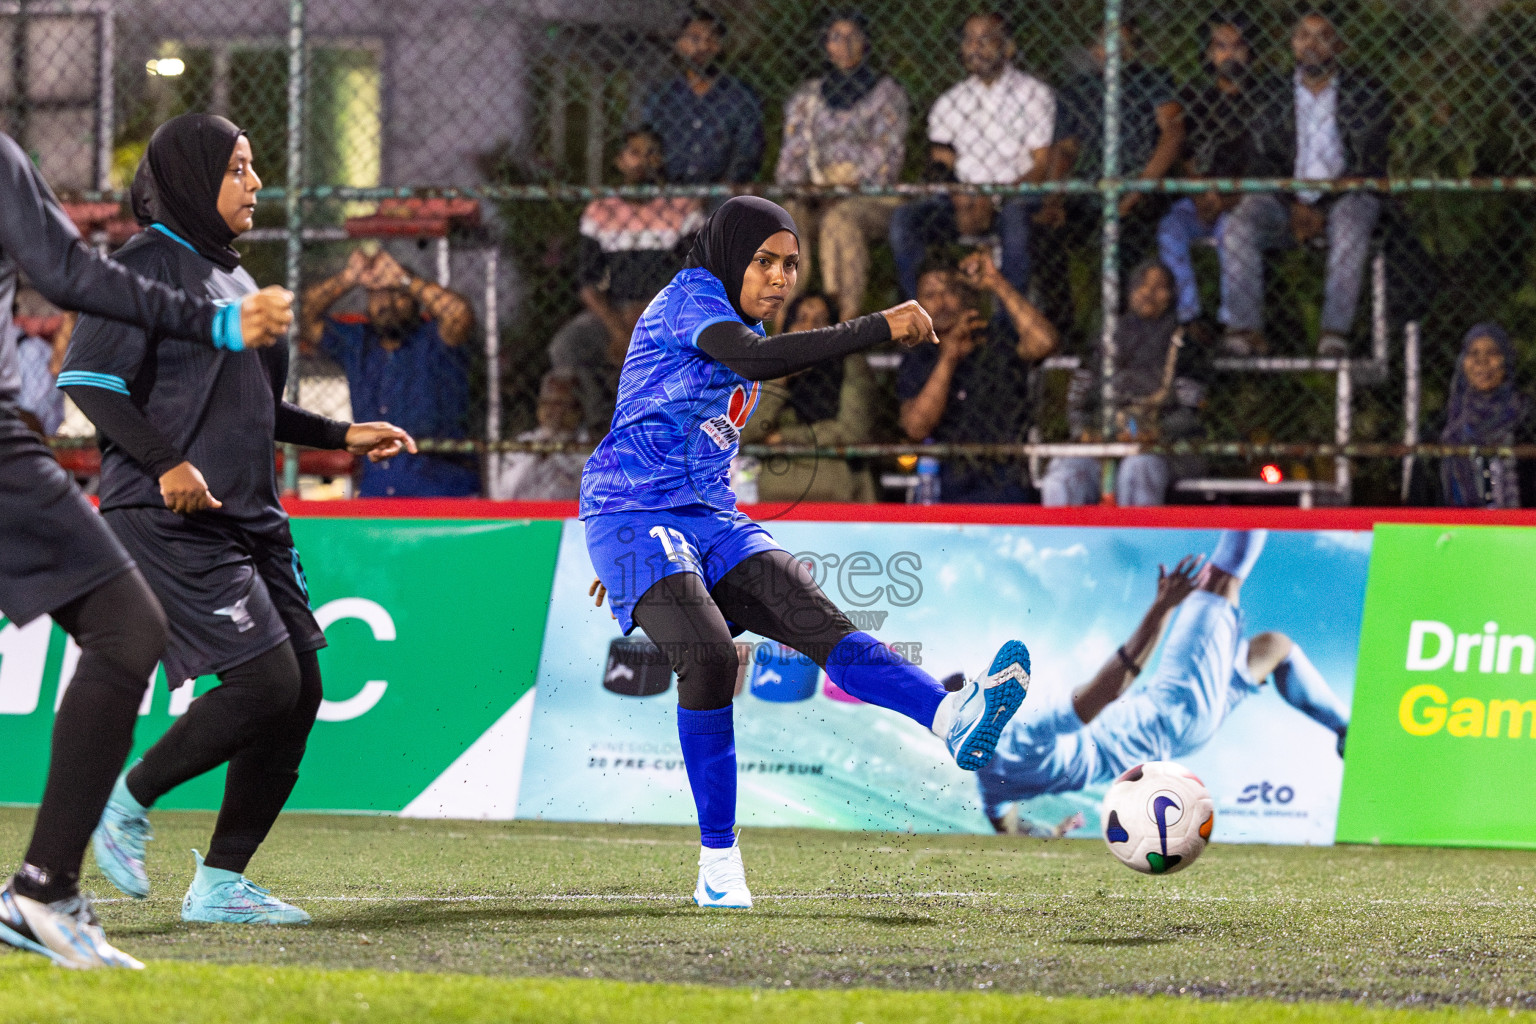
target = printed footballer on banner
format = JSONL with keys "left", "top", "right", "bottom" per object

{"left": 521, "top": 521, "right": 1369, "bottom": 844}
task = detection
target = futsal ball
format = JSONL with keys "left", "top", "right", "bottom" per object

{"left": 1101, "top": 761, "right": 1214, "bottom": 875}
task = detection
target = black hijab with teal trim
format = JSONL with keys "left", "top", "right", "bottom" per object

{"left": 683, "top": 196, "right": 798, "bottom": 324}
{"left": 130, "top": 113, "right": 246, "bottom": 271}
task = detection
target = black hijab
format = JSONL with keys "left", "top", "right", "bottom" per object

{"left": 130, "top": 113, "right": 246, "bottom": 271}
{"left": 820, "top": 12, "right": 882, "bottom": 111}
{"left": 682, "top": 196, "right": 798, "bottom": 324}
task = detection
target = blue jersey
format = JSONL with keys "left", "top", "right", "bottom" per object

{"left": 579, "top": 267, "right": 763, "bottom": 517}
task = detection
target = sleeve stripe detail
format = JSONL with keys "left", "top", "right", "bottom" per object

{"left": 56, "top": 371, "right": 129, "bottom": 395}
{"left": 211, "top": 301, "right": 244, "bottom": 352}
{"left": 688, "top": 315, "right": 739, "bottom": 348}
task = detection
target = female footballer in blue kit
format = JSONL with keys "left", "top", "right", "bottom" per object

{"left": 582, "top": 197, "right": 1032, "bottom": 908}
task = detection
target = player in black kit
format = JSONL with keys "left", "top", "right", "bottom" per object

{"left": 0, "top": 129, "right": 294, "bottom": 968}
{"left": 58, "top": 115, "right": 416, "bottom": 928}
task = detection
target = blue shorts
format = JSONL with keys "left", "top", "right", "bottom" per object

{"left": 583, "top": 504, "right": 785, "bottom": 634}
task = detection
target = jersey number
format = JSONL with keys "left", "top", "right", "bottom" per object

{"left": 649, "top": 526, "right": 699, "bottom": 568}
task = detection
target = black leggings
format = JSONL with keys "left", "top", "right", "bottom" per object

{"left": 20, "top": 568, "right": 167, "bottom": 902}
{"left": 127, "top": 642, "right": 324, "bottom": 874}
{"left": 631, "top": 549, "right": 857, "bottom": 712}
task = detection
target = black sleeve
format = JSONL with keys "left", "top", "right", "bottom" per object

{"left": 695, "top": 313, "right": 891, "bottom": 381}
{"left": 0, "top": 133, "right": 219, "bottom": 345}
{"left": 275, "top": 401, "right": 351, "bottom": 450}
{"left": 61, "top": 384, "right": 184, "bottom": 478}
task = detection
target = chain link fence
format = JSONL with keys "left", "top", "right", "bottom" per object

{"left": 10, "top": 0, "right": 1536, "bottom": 505}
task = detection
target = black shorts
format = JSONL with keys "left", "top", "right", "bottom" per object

{"left": 104, "top": 506, "right": 326, "bottom": 687}
{"left": 0, "top": 428, "right": 135, "bottom": 626}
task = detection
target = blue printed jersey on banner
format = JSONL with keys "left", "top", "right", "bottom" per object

{"left": 579, "top": 268, "right": 762, "bottom": 518}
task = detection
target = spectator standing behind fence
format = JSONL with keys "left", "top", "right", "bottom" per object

{"left": 1157, "top": 13, "right": 1259, "bottom": 333}
{"left": 888, "top": 12, "right": 1053, "bottom": 302}
{"left": 1037, "top": 21, "right": 1184, "bottom": 337}
{"left": 1416, "top": 323, "right": 1535, "bottom": 509}
{"left": 897, "top": 251, "right": 1056, "bottom": 503}
{"left": 740, "top": 291, "right": 876, "bottom": 503}
{"left": 775, "top": 11, "right": 908, "bottom": 323}
{"left": 1220, "top": 10, "right": 1391, "bottom": 358}
{"left": 1041, "top": 262, "right": 1203, "bottom": 508}
{"left": 641, "top": 8, "right": 764, "bottom": 186}
{"left": 301, "top": 249, "right": 478, "bottom": 497}
{"left": 549, "top": 129, "right": 703, "bottom": 434}
{"left": 491, "top": 370, "right": 590, "bottom": 501}
{"left": 9, "top": 300, "right": 71, "bottom": 436}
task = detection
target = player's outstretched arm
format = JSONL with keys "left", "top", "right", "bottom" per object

{"left": 0, "top": 134, "right": 291, "bottom": 350}
{"left": 695, "top": 301, "right": 936, "bottom": 382}
{"left": 1071, "top": 554, "right": 1203, "bottom": 725}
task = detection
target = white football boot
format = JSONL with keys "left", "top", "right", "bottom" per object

{"left": 931, "top": 639, "right": 1031, "bottom": 771}
{"left": 693, "top": 840, "right": 752, "bottom": 909}
{"left": 0, "top": 877, "right": 144, "bottom": 969}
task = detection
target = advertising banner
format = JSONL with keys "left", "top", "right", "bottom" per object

{"left": 0, "top": 519, "right": 560, "bottom": 816}
{"left": 520, "top": 521, "right": 1370, "bottom": 843}
{"left": 1338, "top": 524, "right": 1536, "bottom": 849}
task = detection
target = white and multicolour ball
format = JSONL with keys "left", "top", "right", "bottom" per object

{"left": 1101, "top": 760, "right": 1214, "bottom": 875}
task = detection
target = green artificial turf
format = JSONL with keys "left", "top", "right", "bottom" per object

{"left": 0, "top": 808, "right": 1532, "bottom": 1014}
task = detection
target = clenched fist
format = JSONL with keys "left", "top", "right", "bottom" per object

{"left": 879, "top": 300, "right": 939, "bottom": 349}
{"left": 237, "top": 286, "right": 295, "bottom": 349}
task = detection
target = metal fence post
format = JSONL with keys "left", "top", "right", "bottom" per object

{"left": 1098, "top": 0, "right": 1123, "bottom": 502}
{"left": 282, "top": 0, "right": 306, "bottom": 495}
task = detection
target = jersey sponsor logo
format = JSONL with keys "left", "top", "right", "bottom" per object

{"left": 698, "top": 382, "right": 760, "bottom": 451}
{"left": 213, "top": 595, "right": 256, "bottom": 633}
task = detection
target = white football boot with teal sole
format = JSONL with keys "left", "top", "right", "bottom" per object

{"left": 0, "top": 878, "right": 143, "bottom": 969}
{"left": 693, "top": 841, "right": 752, "bottom": 909}
{"left": 931, "top": 639, "right": 1031, "bottom": 771}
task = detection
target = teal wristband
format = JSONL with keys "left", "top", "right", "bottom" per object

{"left": 211, "top": 301, "right": 244, "bottom": 352}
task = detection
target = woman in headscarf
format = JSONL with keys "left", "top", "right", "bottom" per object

{"left": 581, "top": 197, "right": 1030, "bottom": 909}
{"left": 60, "top": 114, "right": 415, "bottom": 926}
{"left": 1041, "top": 261, "right": 1203, "bottom": 506}
{"left": 774, "top": 10, "right": 909, "bottom": 322}
{"left": 738, "top": 290, "right": 877, "bottom": 502}
{"left": 1435, "top": 322, "right": 1533, "bottom": 508}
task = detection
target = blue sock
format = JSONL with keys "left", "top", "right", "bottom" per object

{"left": 1273, "top": 643, "right": 1349, "bottom": 734}
{"left": 1210, "top": 529, "right": 1267, "bottom": 579}
{"left": 676, "top": 705, "right": 737, "bottom": 850}
{"left": 825, "top": 631, "right": 947, "bottom": 729}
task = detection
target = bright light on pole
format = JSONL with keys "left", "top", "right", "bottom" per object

{"left": 146, "top": 58, "right": 185, "bottom": 77}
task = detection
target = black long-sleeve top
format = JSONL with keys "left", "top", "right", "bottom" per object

{"left": 60, "top": 228, "right": 348, "bottom": 527}
{"left": 695, "top": 312, "right": 891, "bottom": 381}
{"left": 0, "top": 132, "right": 238, "bottom": 440}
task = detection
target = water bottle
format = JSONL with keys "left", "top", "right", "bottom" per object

{"left": 915, "top": 454, "right": 941, "bottom": 505}
{"left": 731, "top": 456, "right": 760, "bottom": 505}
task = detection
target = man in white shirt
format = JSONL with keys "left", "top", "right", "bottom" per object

{"left": 889, "top": 12, "right": 1054, "bottom": 300}
{"left": 1219, "top": 11, "right": 1391, "bottom": 357}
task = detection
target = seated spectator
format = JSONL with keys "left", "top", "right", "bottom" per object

{"left": 1220, "top": 10, "right": 1391, "bottom": 357}
{"left": 1428, "top": 323, "right": 1533, "bottom": 508}
{"left": 897, "top": 250, "right": 1057, "bottom": 503}
{"left": 641, "top": 8, "right": 763, "bottom": 185}
{"left": 775, "top": 11, "right": 909, "bottom": 322}
{"left": 1038, "top": 20, "right": 1183, "bottom": 336}
{"left": 889, "top": 11, "right": 1054, "bottom": 301}
{"left": 549, "top": 129, "right": 703, "bottom": 433}
{"left": 492, "top": 370, "right": 590, "bottom": 501}
{"left": 1040, "top": 262, "right": 1204, "bottom": 507}
{"left": 301, "top": 248, "right": 479, "bottom": 497}
{"left": 9, "top": 290, "right": 71, "bottom": 435}
{"left": 1157, "top": 12, "right": 1257, "bottom": 331}
{"left": 739, "top": 291, "right": 877, "bottom": 502}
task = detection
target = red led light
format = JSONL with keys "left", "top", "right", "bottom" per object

{"left": 1260, "top": 464, "right": 1283, "bottom": 485}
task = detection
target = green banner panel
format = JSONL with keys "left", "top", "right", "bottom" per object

{"left": 0, "top": 518, "right": 561, "bottom": 815}
{"left": 1337, "top": 524, "right": 1536, "bottom": 848}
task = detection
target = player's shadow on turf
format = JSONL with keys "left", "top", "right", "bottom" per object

{"left": 299, "top": 903, "right": 689, "bottom": 932}
{"left": 1062, "top": 936, "right": 1166, "bottom": 947}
